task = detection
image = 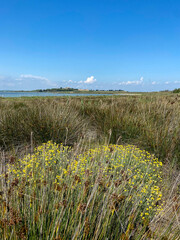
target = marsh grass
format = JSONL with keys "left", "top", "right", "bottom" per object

{"left": 0, "top": 94, "right": 179, "bottom": 163}
{"left": 0, "top": 98, "right": 96, "bottom": 149}
{"left": 1, "top": 141, "right": 174, "bottom": 239}
{"left": 0, "top": 94, "right": 180, "bottom": 239}
{"left": 73, "top": 95, "right": 180, "bottom": 162}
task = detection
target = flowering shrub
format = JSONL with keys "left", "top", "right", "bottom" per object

{"left": 0, "top": 141, "right": 163, "bottom": 239}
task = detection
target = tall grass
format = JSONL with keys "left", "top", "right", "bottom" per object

{"left": 1, "top": 94, "right": 179, "bottom": 163}
{"left": 73, "top": 95, "right": 180, "bottom": 162}
{"left": 0, "top": 98, "right": 96, "bottom": 149}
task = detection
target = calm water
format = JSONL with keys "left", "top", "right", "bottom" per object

{"left": 0, "top": 91, "right": 117, "bottom": 98}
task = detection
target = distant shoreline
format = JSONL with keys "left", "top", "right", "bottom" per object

{"left": 0, "top": 90, "right": 145, "bottom": 95}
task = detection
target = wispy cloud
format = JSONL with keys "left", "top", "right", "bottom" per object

{"left": 18, "top": 74, "right": 48, "bottom": 81}
{"left": 0, "top": 74, "right": 59, "bottom": 90}
{"left": 119, "top": 76, "right": 144, "bottom": 86}
{"left": 151, "top": 81, "right": 156, "bottom": 85}
{"left": 0, "top": 75, "right": 16, "bottom": 89}
{"left": 165, "top": 80, "right": 180, "bottom": 84}
{"left": 16, "top": 74, "right": 58, "bottom": 88}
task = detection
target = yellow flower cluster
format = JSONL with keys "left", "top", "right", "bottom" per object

{"left": 7, "top": 141, "right": 69, "bottom": 185}
{"left": 6, "top": 141, "right": 163, "bottom": 221}
{"left": 67, "top": 144, "right": 163, "bottom": 219}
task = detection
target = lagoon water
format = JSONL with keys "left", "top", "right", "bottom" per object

{"left": 0, "top": 91, "right": 117, "bottom": 98}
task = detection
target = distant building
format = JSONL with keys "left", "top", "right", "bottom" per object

{"left": 78, "top": 89, "right": 89, "bottom": 91}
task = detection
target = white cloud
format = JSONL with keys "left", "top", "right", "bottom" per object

{"left": 63, "top": 77, "right": 97, "bottom": 85}
{"left": 119, "top": 76, "right": 144, "bottom": 86}
{"left": 151, "top": 81, "right": 156, "bottom": 85}
{"left": 165, "top": 81, "right": 170, "bottom": 84}
{"left": 84, "top": 76, "right": 96, "bottom": 84}
{"left": 174, "top": 81, "right": 180, "bottom": 84}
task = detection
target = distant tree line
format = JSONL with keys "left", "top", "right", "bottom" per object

{"left": 36, "top": 87, "right": 78, "bottom": 92}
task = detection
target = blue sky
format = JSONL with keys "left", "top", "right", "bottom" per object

{"left": 0, "top": 0, "right": 180, "bottom": 91}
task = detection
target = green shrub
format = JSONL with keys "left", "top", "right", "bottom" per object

{"left": 173, "top": 88, "right": 180, "bottom": 93}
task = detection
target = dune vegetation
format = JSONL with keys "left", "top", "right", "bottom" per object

{"left": 0, "top": 93, "right": 180, "bottom": 239}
